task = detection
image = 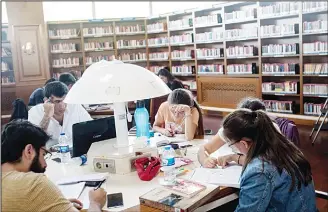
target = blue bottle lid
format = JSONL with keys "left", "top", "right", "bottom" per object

{"left": 164, "top": 146, "right": 171, "bottom": 150}
{"left": 60, "top": 133, "right": 65, "bottom": 136}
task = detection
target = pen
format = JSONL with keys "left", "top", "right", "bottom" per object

{"left": 204, "top": 151, "right": 221, "bottom": 169}
{"left": 94, "top": 179, "right": 106, "bottom": 191}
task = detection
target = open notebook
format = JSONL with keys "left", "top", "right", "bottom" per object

{"left": 188, "top": 143, "right": 243, "bottom": 188}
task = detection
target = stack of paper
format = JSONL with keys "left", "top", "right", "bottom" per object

{"left": 58, "top": 182, "right": 86, "bottom": 199}
{"left": 56, "top": 173, "right": 108, "bottom": 185}
{"left": 190, "top": 165, "right": 242, "bottom": 188}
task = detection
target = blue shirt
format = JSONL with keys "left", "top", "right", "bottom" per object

{"left": 236, "top": 157, "right": 317, "bottom": 212}
{"left": 28, "top": 87, "right": 45, "bottom": 106}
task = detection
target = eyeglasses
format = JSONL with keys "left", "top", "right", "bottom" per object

{"left": 41, "top": 147, "right": 52, "bottom": 160}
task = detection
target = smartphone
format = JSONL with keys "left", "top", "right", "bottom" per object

{"left": 107, "top": 193, "right": 124, "bottom": 208}
{"left": 205, "top": 129, "right": 213, "bottom": 135}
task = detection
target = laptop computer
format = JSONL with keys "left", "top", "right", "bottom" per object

{"left": 72, "top": 116, "right": 116, "bottom": 157}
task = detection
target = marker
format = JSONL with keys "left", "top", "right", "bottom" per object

{"left": 94, "top": 179, "right": 106, "bottom": 191}
{"left": 204, "top": 151, "right": 221, "bottom": 169}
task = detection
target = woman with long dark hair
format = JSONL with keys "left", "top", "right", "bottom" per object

{"left": 157, "top": 68, "right": 184, "bottom": 91}
{"left": 153, "top": 88, "right": 204, "bottom": 140}
{"left": 221, "top": 109, "right": 316, "bottom": 211}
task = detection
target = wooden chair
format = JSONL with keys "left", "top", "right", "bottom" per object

{"left": 149, "top": 95, "right": 169, "bottom": 126}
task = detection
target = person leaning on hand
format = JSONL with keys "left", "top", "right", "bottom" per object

{"left": 1, "top": 120, "right": 106, "bottom": 212}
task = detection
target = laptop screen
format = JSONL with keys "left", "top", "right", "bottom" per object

{"left": 72, "top": 116, "right": 116, "bottom": 157}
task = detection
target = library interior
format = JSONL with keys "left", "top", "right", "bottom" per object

{"left": 1, "top": 1, "right": 328, "bottom": 212}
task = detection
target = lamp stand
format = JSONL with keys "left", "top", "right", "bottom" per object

{"left": 113, "top": 102, "right": 130, "bottom": 148}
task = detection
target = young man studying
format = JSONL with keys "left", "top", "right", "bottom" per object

{"left": 28, "top": 81, "right": 92, "bottom": 147}
{"left": 1, "top": 120, "right": 106, "bottom": 212}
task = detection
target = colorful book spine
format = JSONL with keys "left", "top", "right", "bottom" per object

{"left": 116, "top": 39, "right": 146, "bottom": 48}
{"left": 84, "top": 42, "right": 113, "bottom": 51}
{"left": 147, "top": 22, "right": 167, "bottom": 33}
{"left": 264, "top": 100, "right": 294, "bottom": 113}
{"left": 262, "top": 43, "right": 299, "bottom": 56}
{"left": 170, "top": 33, "right": 193, "bottom": 44}
{"left": 172, "top": 65, "right": 194, "bottom": 74}
{"left": 118, "top": 53, "right": 146, "bottom": 61}
{"left": 227, "top": 64, "right": 253, "bottom": 75}
{"left": 149, "top": 52, "right": 169, "bottom": 60}
{"left": 52, "top": 57, "right": 80, "bottom": 68}
{"left": 303, "top": 63, "right": 328, "bottom": 75}
{"left": 198, "top": 64, "right": 223, "bottom": 74}
{"left": 303, "top": 20, "right": 328, "bottom": 33}
{"left": 195, "top": 31, "right": 224, "bottom": 43}
{"left": 262, "top": 63, "right": 299, "bottom": 75}
{"left": 51, "top": 43, "right": 77, "bottom": 53}
{"left": 262, "top": 81, "right": 298, "bottom": 94}
{"left": 226, "top": 45, "right": 257, "bottom": 57}
{"left": 171, "top": 50, "right": 193, "bottom": 59}
{"left": 83, "top": 26, "right": 113, "bottom": 36}
{"left": 303, "top": 42, "right": 328, "bottom": 54}
{"left": 304, "top": 102, "right": 324, "bottom": 115}
{"left": 115, "top": 25, "right": 145, "bottom": 34}
{"left": 303, "top": 84, "right": 328, "bottom": 96}
{"left": 49, "top": 29, "right": 78, "bottom": 38}
{"left": 148, "top": 37, "right": 169, "bottom": 46}
{"left": 196, "top": 48, "right": 223, "bottom": 58}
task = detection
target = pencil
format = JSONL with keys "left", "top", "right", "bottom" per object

{"left": 204, "top": 151, "right": 221, "bottom": 169}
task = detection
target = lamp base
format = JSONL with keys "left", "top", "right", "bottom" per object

{"left": 87, "top": 138, "right": 158, "bottom": 175}
{"left": 113, "top": 102, "right": 129, "bottom": 148}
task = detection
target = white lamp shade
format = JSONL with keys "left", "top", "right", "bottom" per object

{"left": 64, "top": 60, "right": 172, "bottom": 104}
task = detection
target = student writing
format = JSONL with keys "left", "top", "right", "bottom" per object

{"left": 153, "top": 88, "right": 204, "bottom": 141}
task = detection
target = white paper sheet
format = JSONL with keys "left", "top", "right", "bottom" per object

{"left": 58, "top": 182, "right": 86, "bottom": 199}
{"left": 190, "top": 165, "right": 242, "bottom": 188}
{"left": 56, "top": 173, "right": 108, "bottom": 185}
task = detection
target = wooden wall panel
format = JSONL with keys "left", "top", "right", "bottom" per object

{"left": 197, "top": 77, "right": 261, "bottom": 108}
{"left": 12, "top": 25, "right": 48, "bottom": 83}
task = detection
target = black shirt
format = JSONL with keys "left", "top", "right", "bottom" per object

{"left": 168, "top": 80, "right": 184, "bottom": 90}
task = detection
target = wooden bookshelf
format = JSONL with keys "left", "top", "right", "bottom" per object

{"left": 46, "top": 1, "right": 328, "bottom": 120}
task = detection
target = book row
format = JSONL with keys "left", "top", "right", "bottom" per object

{"left": 170, "top": 33, "right": 193, "bottom": 44}
{"left": 149, "top": 52, "right": 169, "bottom": 60}
{"left": 172, "top": 65, "right": 194, "bottom": 74}
{"left": 262, "top": 81, "right": 298, "bottom": 94}
{"left": 263, "top": 100, "right": 293, "bottom": 114}
{"left": 226, "top": 45, "right": 257, "bottom": 57}
{"left": 262, "top": 63, "right": 299, "bottom": 75}
{"left": 225, "top": 8, "right": 256, "bottom": 23}
{"left": 147, "top": 22, "right": 167, "bottom": 33}
{"left": 303, "top": 42, "right": 328, "bottom": 54}
{"left": 83, "top": 26, "right": 113, "bottom": 36}
{"left": 169, "top": 18, "right": 193, "bottom": 30}
{"left": 194, "top": 13, "right": 222, "bottom": 26}
{"left": 51, "top": 43, "right": 77, "bottom": 53}
{"left": 303, "top": 20, "right": 328, "bottom": 33}
{"left": 302, "top": 2, "right": 328, "bottom": 12}
{"left": 1, "top": 76, "right": 15, "bottom": 84}
{"left": 181, "top": 80, "right": 197, "bottom": 90}
{"left": 195, "top": 31, "right": 224, "bottom": 43}
{"left": 225, "top": 27, "right": 258, "bottom": 40}
{"left": 86, "top": 56, "right": 112, "bottom": 65}
{"left": 262, "top": 43, "right": 299, "bottom": 56}
{"left": 52, "top": 57, "right": 80, "bottom": 68}
{"left": 49, "top": 29, "right": 78, "bottom": 38}
{"left": 196, "top": 48, "right": 223, "bottom": 58}
{"left": 304, "top": 102, "right": 325, "bottom": 116}
{"left": 259, "top": 2, "right": 299, "bottom": 18}
{"left": 171, "top": 50, "right": 193, "bottom": 59}
{"left": 2, "top": 62, "right": 9, "bottom": 71}
{"left": 148, "top": 37, "right": 169, "bottom": 46}
{"left": 227, "top": 64, "right": 255, "bottom": 75}
{"left": 116, "top": 39, "right": 146, "bottom": 48}
{"left": 84, "top": 42, "right": 113, "bottom": 51}
{"left": 304, "top": 63, "right": 328, "bottom": 75}
{"left": 303, "top": 84, "right": 328, "bottom": 96}
{"left": 198, "top": 64, "right": 224, "bottom": 74}
{"left": 115, "top": 25, "right": 145, "bottom": 34}
{"left": 118, "top": 53, "right": 146, "bottom": 61}
{"left": 260, "top": 24, "right": 298, "bottom": 37}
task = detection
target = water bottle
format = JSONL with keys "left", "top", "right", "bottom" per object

{"left": 70, "top": 154, "right": 87, "bottom": 166}
{"left": 161, "top": 146, "right": 176, "bottom": 184}
{"left": 58, "top": 133, "right": 71, "bottom": 164}
{"left": 134, "top": 100, "right": 150, "bottom": 138}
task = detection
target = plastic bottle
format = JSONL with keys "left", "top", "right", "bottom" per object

{"left": 58, "top": 133, "right": 71, "bottom": 164}
{"left": 134, "top": 100, "right": 150, "bottom": 138}
{"left": 70, "top": 154, "right": 87, "bottom": 166}
{"left": 161, "top": 146, "right": 176, "bottom": 184}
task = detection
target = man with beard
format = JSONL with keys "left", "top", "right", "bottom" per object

{"left": 1, "top": 120, "right": 107, "bottom": 212}
{"left": 28, "top": 81, "right": 92, "bottom": 147}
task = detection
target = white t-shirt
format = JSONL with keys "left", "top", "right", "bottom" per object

{"left": 28, "top": 104, "right": 92, "bottom": 147}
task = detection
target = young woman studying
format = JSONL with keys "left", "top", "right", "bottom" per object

{"left": 153, "top": 89, "right": 204, "bottom": 141}
{"left": 157, "top": 68, "right": 184, "bottom": 91}
{"left": 212, "top": 109, "right": 317, "bottom": 211}
{"left": 198, "top": 97, "right": 282, "bottom": 168}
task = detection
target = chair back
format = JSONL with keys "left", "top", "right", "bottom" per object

{"left": 150, "top": 95, "right": 168, "bottom": 125}
{"left": 275, "top": 117, "right": 300, "bottom": 147}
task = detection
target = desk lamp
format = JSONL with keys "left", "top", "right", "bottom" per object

{"left": 64, "top": 60, "right": 171, "bottom": 174}
{"left": 65, "top": 60, "right": 171, "bottom": 147}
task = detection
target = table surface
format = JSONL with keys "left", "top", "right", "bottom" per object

{"left": 45, "top": 135, "right": 237, "bottom": 212}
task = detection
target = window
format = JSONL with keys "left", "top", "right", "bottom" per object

{"left": 152, "top": 1, "right": 216, "bottom": 15}
{"left": 2, "top": 2, "right": 8, "bottom": 23}
{"left": 95, "top": 2, "right": 150, "bottom": 19}
{"left": 43, "top": 1, "right": 93, "bottom": 21}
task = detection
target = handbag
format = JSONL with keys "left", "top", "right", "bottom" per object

{"left": 134, "top": 156, "right": 161, "bottom": 181}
